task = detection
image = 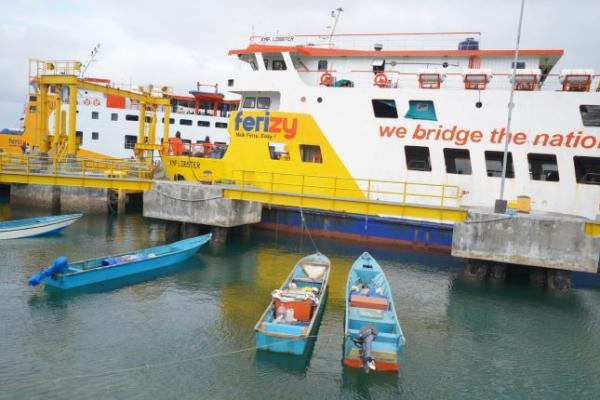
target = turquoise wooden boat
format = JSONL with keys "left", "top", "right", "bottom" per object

{"left": 27, "top": 234, "right": 211, "bottom": 289}
{"left": 344, "top": 252, "right": 405, "bottom": 372}
{"left": 0, "top": 213, "right": 82, "bottom": 239}
{"left": 255, "top": 253, "right": 330, "bottom": 355}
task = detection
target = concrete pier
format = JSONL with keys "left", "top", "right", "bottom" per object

{"left": 143, "top": 181, "right": 262, "bottom": 227}
{"left": 452, "top": 210, "right": 600, "bottom": 273}
{"left": 9, "top": 184, "right": 116, "bottom": 213}
{"left": 452, "top": 209, "right": 600, "bottom": 290}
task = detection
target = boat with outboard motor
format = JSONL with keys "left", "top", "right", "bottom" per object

{"left": 0, "top": 213, "right": 82, "bottom": 239}
{"left": 27, "top": 234, "right": 211, "bottom": 289}
{"left": 344, "top": 252, "right": 405, "bottom": 372}
{"left": 254, "top": 252, "right": 330, "bottom": 355}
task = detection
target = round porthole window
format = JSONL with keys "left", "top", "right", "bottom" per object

{"left": 317, "top": 97, "right": 323, "bottom": 103}
{"left": 475, "top": 101, "right": 482, "bottom": 108}
{"left": 300, "top": 96, "right": 306, "bottom": 102}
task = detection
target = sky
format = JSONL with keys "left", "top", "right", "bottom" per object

{"left": 1, "top": 0, "right": 599, "bottom": 127}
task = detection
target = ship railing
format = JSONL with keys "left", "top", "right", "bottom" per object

{"left": 249, "top": 32, "right": 481, "bottom": 51}
{"left": 298, "top": 70, "right": 600, "bottom": 92}
{"left": 229, "top": 170, "right": 461, "bottom": 209}
{"left": 0, "top": 153, "right": 153, "bottom": 180}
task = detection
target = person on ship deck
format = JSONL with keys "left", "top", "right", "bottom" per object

{"left": 168, "top": 131, "right": 184, "bottom": 156}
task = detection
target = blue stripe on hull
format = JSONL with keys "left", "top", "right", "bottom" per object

{"left": 261, "top": 206, "right": 453, "bottom": 249}
{"left": 45, "top": 248, "right": 199, "bottom": 290}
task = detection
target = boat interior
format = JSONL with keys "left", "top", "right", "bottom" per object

{"left": 347, "top": 261, "right": 401, "bottom": 344}
{"left": 259, "top": 257, "right": 329, "bottom": 337}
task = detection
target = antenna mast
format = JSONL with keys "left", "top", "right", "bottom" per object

{"left": 80, "top": 44, "right": 100, "bottom": 78}
{"left": 328, "top": 7, "right": 344, "bottom": 47}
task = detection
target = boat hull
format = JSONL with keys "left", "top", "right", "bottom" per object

{"left": 344, "top": 252, "right": 405, "bottom": 372}
{"left": 0, "top": 214, "right": 82, "bottom": 240}
{"left": 44, "top": 236, "right": 210, "bottom": 290}
{"left": 256, "top": 289, "right": 327, "bottom": 355}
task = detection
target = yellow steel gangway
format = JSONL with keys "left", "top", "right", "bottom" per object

{"left": 26, "top": 59, "right": 172, "bottom": 161}
{"left": 0, "top": 153, "right": 153, "bottom": 191}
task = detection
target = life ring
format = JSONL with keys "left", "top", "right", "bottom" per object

{"left": 320, "top": 72, "right": 333, "bottom": 86}
{"left": 93, "top": 98, "right": 101, "bottom": 106}
{"left": 83, "top": 98, "right": 91, "bottom": 106}
{"left": 374, "top": 72, "right": 389, "bottom": 88}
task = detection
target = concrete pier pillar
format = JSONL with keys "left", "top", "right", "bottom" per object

{"left": 60, "top": 187, "right": 109, "bottom": 213}
{"left": 489, "top": 262, "right": 507, "bottom": 282}
{"left": 182, "top": 222, "right": 201, "bottom": 238}
{"left": 547, "top": 269, "right": 571, "bottom": 292}
{"left": 529, "top": 267, "right": 547, "bottom": 288}
{"left": 10, "top": 184, "right": 60, "bottom": 211}
{"left": 165, "top": 221, "right": 182, "bottom": 242}
{"left": 117, "top": 189, "right": 126, "bottom": 214}
{"left": 211, "top": 226, "right": 228, "bottom": 243}
{"left": 464, "top": 259, "right": 488, "bottom": 280}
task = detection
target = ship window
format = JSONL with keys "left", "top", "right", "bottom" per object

{"left": 180, "top": 119, "right": 192, "bottom": 126}
{"left": 511, "top": 61, "right": 526, "bottom": 69}
{"left": 91, "top": 111, "right": 99, "bottom": 119}
{"left": 574, "top": 156, "right": 600, "bottom": 185}
{"left": 216, "top": 122, "right": 228, "bottom": 128}
{"left": 243, "top": 97, "right": 256, "bottom": 108}
{"left": 405, "top": 146, "right": 431, "bottom": 171}
{"left": 444, "top": 148, "right": 472, "bottom": 175}
{"left": 272, "top": 59, "right": 287, "bottom": 71}
{"left": 485, "top": 151, "right": 514, "bottom": 178}
{"left": 111, "top": 113, "right": 118, "bottom": 121}
{"left": 318, "top": 60, "right": 328, "bottom": 71}
{"left": 125, "top": 114, "right": 138, "bottom": 122}
{"left": 29, "top": 95, "right": 37, "bottom": 102}
{"left": 263, "top": 59, "right": 269, "bottom": 69}
{"left": 146, "top": 116, "right": 153, "bottom": 123}
{"left": 29, "top": 106, "right": 37, "bottom": 113}
{"left": 92, "top": 132, "right": 99, "bottom": 140}
{"left": 162, "top": 117, "right": 174, "bottom": 124}
{"left": 580, "top": 105, "right": 600, "bottom": 127}
{"left": 76, "top": 131, "right": 83, "bottom": 145}
{"left": 124, "top": 135, "right": 137, "bottom": 149}
{"left": 372, "top": 99, "right": 398, "bottom": 118}
{"left": 300, "top": 145, "right": 323, "bottom": 163}
{"left": 268, "top": 142, "right": 290, "bottom": 161}
{"left": 528, "top": 153, "right": 559, "bottom": 181}
{"left": 198, "top": 120, "right": 210, "bottom": 127}
{"left": 257, "top": 97, "right": 271, "bottom": 109}
{"left": 405, "top": 100, "right": 437, "bottom": 121}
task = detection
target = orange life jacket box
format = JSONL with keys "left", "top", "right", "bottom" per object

{"left": 274, "top": 299, "right": 313, "bottom": 322}
{"left": 350, "top": 295, "right": 388, "bottom": 310}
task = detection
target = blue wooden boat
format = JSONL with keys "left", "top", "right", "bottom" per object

{"left": 344, "top": 252, "right": 405, "bottom": 372}
{"left": 255, "top": 253, "right": 330, "bottom": 355}
{"left": 27, "top": 234, "right": 211, "bottom": 289}
{"left": 0, "top": 213, "right": 82, "bottom": 240}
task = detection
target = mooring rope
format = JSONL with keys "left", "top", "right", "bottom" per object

{"left": 299, "top": 207, "right": 320, "bottom": 254}
{"left": 153, "top": 188, "right": 223, "bottom": 203}
{"left": 2, "top": 333, "right": 338, "bottom": 391}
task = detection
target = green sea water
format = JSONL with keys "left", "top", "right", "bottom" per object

{"left": 1, "top": 203, "right": 599, "bottom": 400}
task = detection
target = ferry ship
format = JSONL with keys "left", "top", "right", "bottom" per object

{"left": 160, "top": 32, "right": 600, "bottom": 248}
{"left": 0, "top": 64, "right": 239, "bottom": 159}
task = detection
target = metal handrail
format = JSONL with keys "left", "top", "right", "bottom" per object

{"left": 0, "top": 154, "right": 153, "bottom": 180}
{"left": 230, "top": 169, "right": 460, "bottom": 208}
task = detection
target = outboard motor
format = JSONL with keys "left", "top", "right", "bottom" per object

{"left": 351, "top": 324, "right": 379, "bottom": 373}
{"left": 28, "top": 256, "right": 69, "bottom": 286}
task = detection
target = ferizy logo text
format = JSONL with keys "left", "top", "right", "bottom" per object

{"left": 234, "top": 112, "right": 297, "bottom": 139}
